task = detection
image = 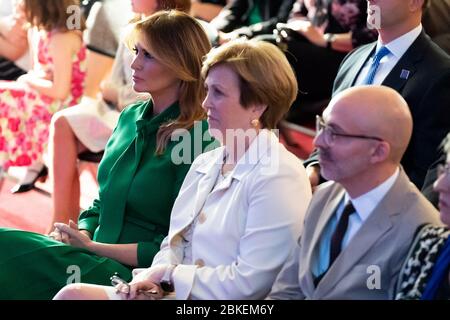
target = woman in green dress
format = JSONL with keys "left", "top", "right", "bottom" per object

{"left": 0, "top": 9, "right": 215, "bottom": 300}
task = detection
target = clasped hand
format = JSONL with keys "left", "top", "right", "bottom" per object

{"left": 280, "top": 18, "right": 327, "bottom": 47}
{"left": 114, "top": 265, "right": 170, "bottom": 300}
{"left": 48, "top": 220, "right": 92, "bottom": 249}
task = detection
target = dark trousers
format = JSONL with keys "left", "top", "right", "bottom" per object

{"left": 0, "top": 57, "right": 26, "bottom": 81}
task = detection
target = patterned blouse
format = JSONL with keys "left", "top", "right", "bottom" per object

{"left": 395, "top": 224, "right": 450, "bottom": 300}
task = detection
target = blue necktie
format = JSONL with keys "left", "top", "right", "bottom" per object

{"left": 314, "top": 201, "right": 356, "bottom": 287}
{"left": 362, "top": 46, "right": 391, "bottom": 85}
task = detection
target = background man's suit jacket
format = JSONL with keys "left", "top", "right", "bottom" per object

{"left": 304, "top": 31, "right": 450, "bottom": 189}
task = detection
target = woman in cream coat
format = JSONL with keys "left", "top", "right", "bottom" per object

{"left": 55, "top": 38, "right": 312, "bottom": 300}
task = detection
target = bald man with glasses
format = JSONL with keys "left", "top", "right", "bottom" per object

{"left": 267, "top": 86, "right": 441, "bottom": 300}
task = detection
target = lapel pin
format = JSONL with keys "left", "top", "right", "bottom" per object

{"left": 400, "top": 69, "right": 410, "bottom": 80}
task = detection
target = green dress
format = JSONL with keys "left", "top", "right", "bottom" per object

{"left": 0, "top": 100, "right": 216, "bottom": 299}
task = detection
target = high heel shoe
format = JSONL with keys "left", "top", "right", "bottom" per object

{"left": 10, "top": 166, "right": 48, "bottom": 194}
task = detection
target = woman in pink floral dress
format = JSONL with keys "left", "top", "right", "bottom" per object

{"left": 0, "top": 0, "right": 86, "bottom": 191}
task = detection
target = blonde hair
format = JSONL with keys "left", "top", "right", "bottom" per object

{"left": 202, "top": 39, "right": 298, "bottom": 129}
{"left": 24, "top": 0, "right": 86, "bottom": 31}
{"left": 130, "top": 0, "right": 191, "bottom": 22}
{"left": 126, "top": 10, "right": 211, "bottom": 154}
{"left": 157, "top": 0, "right": 191, "bottom": 12}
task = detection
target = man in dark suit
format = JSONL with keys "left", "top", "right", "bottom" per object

{"left": 305, "top": 0, "right": 450, "bottom": 189}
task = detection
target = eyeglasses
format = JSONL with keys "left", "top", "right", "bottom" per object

{"left": 316, "top": 115, "right": 383, "bottom": 146}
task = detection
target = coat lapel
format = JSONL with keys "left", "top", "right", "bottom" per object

{"left": 169, "top": 130, "right": 277, "bottom": 240}
{"left": 381, "top": 31, "right": 428, "bottom": 95}
{"left": 306, "top": 186, "right": 345, "bottom": 272}
{"left": 192, "top": 149, "right": 224, "bottom": 219}
{"left": 315, "top": 170, "right": 410, "bottom": 297}
{"left": 350, "top": 43, "right": 376, "bottom": 87}
{"left": 302, "top": 184, "right": 346, "bottom": 293}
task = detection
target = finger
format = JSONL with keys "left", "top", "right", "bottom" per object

{"left": 69, "top": 220, "right": 78, "bottom": 229}
{"left": 141, "top": 285, "right": 163, "bottom": 300}
{"left": 55, "top": 223, "right": 78, "bottom": 238}
{"left": 61, "top": 231, "right": 70, "bottom": 244}
{"left": 128, "top": 284, "right": 140, "bottom": 300}
{"left": 54, "top": 222, "right": 69, "bottom": 232}
{"left": 114, "top": 283, "right": 129, "bottom": 295}
{"left": 48, "top": 232, "right": 61, "bottom": 242}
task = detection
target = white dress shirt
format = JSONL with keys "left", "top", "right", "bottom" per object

{"left": 354, "top": 24, "right": 423, "bottom": 86}
{"left": 313, "top": 167, "right": 400, "bottom": 276}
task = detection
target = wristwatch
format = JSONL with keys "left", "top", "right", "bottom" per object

{"left": 324, "top": 33, "right": 335, "bottom": 50}
{"left": 160, "top": 264, "right": 176, "bottom": 292}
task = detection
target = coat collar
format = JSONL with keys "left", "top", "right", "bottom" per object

{"left": 184, "top": 129, "right": 279, "bottom": 224}
{"left": 314, "top": 169, "right": 412, "bottom": 296}
{"left": 349, "top": 31, "right": 429, "bottom": 91}
{"left": 380, "top": 30, "right": 429, "bottom": 96}
{"left": 195, "top": 129, "right": 279, "bottom": 181}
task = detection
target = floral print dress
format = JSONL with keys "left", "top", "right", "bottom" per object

{"left": 0, "top": 29, "right": 86, "bottom": 168}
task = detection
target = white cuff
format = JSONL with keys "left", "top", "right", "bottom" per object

{"left": 172, "top": 264, "right": 198, "bottom": 300}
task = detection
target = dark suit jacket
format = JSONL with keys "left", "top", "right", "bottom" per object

{"left": 421, "top": 148, "right": 446, "bottom": 208}
{"left": 210, "top": 0, "right": 294, "bottom": 36}
{"left": 304, "top": 31, "right": 450, "bottom": 188}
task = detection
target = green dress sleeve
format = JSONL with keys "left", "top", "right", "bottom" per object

{"left": 77, "top": 198, "right": 101, "bottom": 235}
{"left": 137, "top": 236, "right": 166, "bottom": 267}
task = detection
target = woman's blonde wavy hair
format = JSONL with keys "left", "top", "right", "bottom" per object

{"left": 201, "top": 39, "right": 298, "bottom": 129}
{"left": 126, "top": 10, "right": 211, "bottom": 154}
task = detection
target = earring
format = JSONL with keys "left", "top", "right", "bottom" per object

{"left": 251, "top": 119, "right": 260, "bottom": 128}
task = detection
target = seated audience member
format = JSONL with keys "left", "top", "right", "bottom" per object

{"left": 12, "top": 0, "right": 132, "bottom": 196}
{"left": 0, "top": 0, "right": 29, "bottom": 80}
{"left": 396, "top": 133, "right": 450, "bottom": 300}
{"left": 190, "top": 0, "right": 227, "bottom": 22}
{"left": 47, "top": 0, "right": 191, "bottom": 231}
{"left": 54, "top": 38, "right": 312, "bottom": 300}
{"left": 422, "top": 0, "right": 450, "bottom": 54}
{"left": 267, "top": 86, "right": 441, "bottom": 300}
{"left": 0, "top": 0, "right": 87, "bottom": 187}
{"left": 210, "top": 0, "right": 295, "bottom": 42}
{"left": 274, "top": 0, "right": 378, "bottom": 120}
{"left": 81, "top": 0, "right": 133, "bottom": 100}
{"left": 304, "top": 0, "right": 450, "bottom": 190}
{"left": 421, "top": 148, "right": 446, "bottom": 209}
{"left": 0, "top": 10, "right": 215, "bottom": 300}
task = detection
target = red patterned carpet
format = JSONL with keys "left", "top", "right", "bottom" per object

{"left": 0, "top": 124, "right": 314, "bottom": 234}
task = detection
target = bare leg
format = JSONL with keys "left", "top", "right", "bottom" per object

{"left": 48, "top": 114, "right": 88, "bottom": 233}
{"left": 53, "top": 283, "right": 121, "bottom": 300}
{"left": 0, "top": 165, "right": 5, "bottom": 192}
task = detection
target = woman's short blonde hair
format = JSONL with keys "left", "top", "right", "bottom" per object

{"left": 202, "top": 39, "right": 298, "bottom": 129}
{"left": 126, "top": 10, "right": 211, "bottom": 154}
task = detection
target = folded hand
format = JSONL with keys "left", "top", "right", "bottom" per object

{"left": 53, "top": 220, "right": 92, "bottom": 249}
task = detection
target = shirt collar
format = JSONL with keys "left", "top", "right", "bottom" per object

{"left": 376, "top": 24, "right": 422, "bottom": 60}
{"left": 344, "top": 167, "right": 400, "bottom": 222}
